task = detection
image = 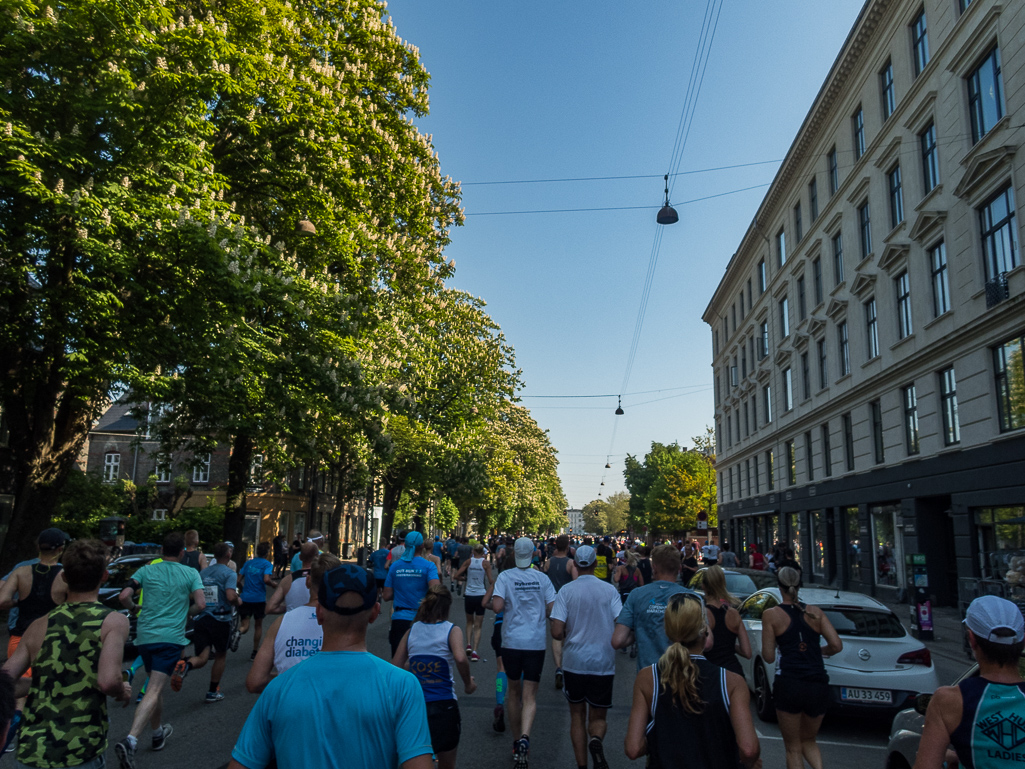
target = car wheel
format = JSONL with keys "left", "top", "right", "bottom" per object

{"left": 754, "top": 662, "right": 777, "bottom": 723}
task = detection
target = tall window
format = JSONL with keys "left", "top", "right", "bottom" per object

{"left": 751, "top": 395, "right": 758, "bottom": 433}
{"left": 896, "top": 270, "right": 913, "bottom": 339}
{"left": 833, "top": 231, "right": 845, "bottom": 285}
{"left": 794, "top": 202, "right": 803, "bottom": 243}
{"left": 779, "top": 296, "right": 790, "bottom": 338}
{"left": 813, "top": 258, "right": 823, "bottom": 306}
{"left": 193, "top": 453, "right": 212, "bottom": 484}
{"left": 888, "top": 164, "right": 904, "bottom": 228}
{"left": 817, "top": 337, "right": 828, "bottom": 390}
{"left": 838, "top": 321, "right": 850, "bottom": 376}
{"left": 777, "top": 228, "right": 787, "bottom": 267}
{"left": 809, "top": 178, "right": 819, "bottom": 221}
{"left": 805, "top": 431, "right": 815, "bottom": 482}
{"left": 921, "top": 122, "right": 938, "bottom": 193}
{"left": 747, "top": 279, "right": 753, "bottom": 310}
{"left": 103, "top": 452, "right": 121, "bottom": 484}
{"left": 740, "top": 292, "right": 745, "bottom": 320}
{"left": 156, "top": 455, "right": 172, "bottom": 484}
{"left": 728, "top": 467, "right": 734, "bottom": 500}
{"left": 763, "top": 384, "right": 773, "bottom": 424}
{"left": 912, "top": 8, "right": 929, "bottom": 77}
{"left": 821, "top": 424, "right": 833, "bottom": 477}
{"left": 753, "top": 454, "right": 760, "bottom": 494}
{"left": 842, "top": 412, "right": 855, "bottom": 471}
{"left": 828, "top": 147, "right": 839, "bottom": 195}
{"left": 881, "top": 60, "right": 895, "bottom": 120}
{"left": 865, "top": 297, "right": 879, "bottom": 358}
{"left": 760, "top": 321, "right": 769, "bottom": 359}
{"left": 746, "top": 459, "right": 752, "bottom": 497}
{"left": 786, "top": 440, "right": 797, "bottom": 485}
{"left": 968, "top": 48, "right": 1004, "bottom": 144}
{"left": 783, "top": 367, "right": 794, "bottom": 411}
{"left": 758, "top": 259, "right": 767, "bottom": 293}
{"left": 903, "top": 384, "right": 920, "bottom": 455}
{"left": 742, "top": 346, "right": 748, "bottom": 379}
{"left": 801, "top": 352, "right": 811, "bottom": 401}
{"left": 859, "top": 201, "right": 872, "bottom": 258}
{"left": 979, "top": 185, "right": 1019, "bottom": 281}
{"left": 994, "top": 334, "right": 1025, "bottom": 432}
{"left": 852, "top": 107, "right": 865, "bottom": 161}
{"left": 726, "top": 414, "right": 732, "bottom": 448}
{"left": 940, "top": 367, "right": 961, "bottom": 445}
{"left": 797, "top": 276, "right": 807, "bottom": 321}
{"left": 930, "top": 241, "right": 950, "bottom": 316}
{"left": 744, "top": 401, "right": 750, "bottom": 437}
{"left": 766, "top": 449, "right": 775, "bottom": 491}
{"left": 870, "top": 400, "right": 885, "bottom": 464}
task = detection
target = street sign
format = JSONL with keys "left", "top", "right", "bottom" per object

{"left": 697, "top": 521, "right": 708, "bottom": 530}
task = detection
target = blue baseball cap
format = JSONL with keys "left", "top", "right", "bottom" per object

{"left": 318, "top": 564, "right": 377, "bottom": 615}
{"left": 401, "top": 531, "right": 424, "bottom": 561}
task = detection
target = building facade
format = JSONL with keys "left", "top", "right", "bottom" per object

{"left": 564, "top": 508, "right": 584, "bottom": 535}
{"left": 703, "top": 0, "right": 1025, "bottom": 607}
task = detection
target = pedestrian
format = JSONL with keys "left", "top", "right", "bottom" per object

{"left": 612, "top": 544, "right": 696, "bottom": 669}
{"left": 170, "top": 542, "right": 241, "bottom": 702}
{"left": 680, "top": 544, "right": 700, "bottom": 584}
{"left": 393, "top": 584, "right": 476, "bottom": 769}
{"left": 238, "top": 541, "right": 279, "bottom": 660}
{"left": 701, "top": 566, "right": 752, "bottom": 676}
{"left": 115, "top": 532, "right": 207, "bottom": 769}
{"left": 914, "top": 595, "right": 1025, "bottom": 769}
{"left": 228, "top": 564, "right": 434, "bottom": 769}
{"left": 453, "top": 543, "right": 493, "bottom": 661}
{"left": 432, "top": 535, "right": 445, "bottom": 563}
{"left": 748, "top": 544, "right": 765, "bottom": 571}
{"left": 383, "top": 531, "right": 440, "bottom": 657}
{"left": 625, "top": 591, "right": 761, "bottom": 769}
{"left": 720, "top": 543, "right": 738, "bottom": 569}
{"left": 444, "top": 534, "right": 459, "bottom": 581}
{"left": 483, "top": 537, "right": 556, "bottom": 769}
{"left": 390, "top": 530, "right": 409, "bottom": 567}
{"left": 701, "top": 539, "right": 721, "bottom": 566}
{"left": 550, "top": 545, "right": 622, "bottom": 769}
{"left": 594, "top": 537, "right": 614, "bottom": 583}
{"left": 369, "top": 537, "right": 392, "bottom": 599}
{"left": 761, "top": 566, "right": 842, "bottom": 769}
{"left": 272, "top": 531, "right": 288, "bottom": 578}
{"left": 266, "top": 542, "right": 318, "bottom": 615}
{"left": 181, "top": 530, "right": 207, "bottom": 572}
{"left": 543, "top": 534, "right": 574, "bottom": 690}
{"left": 1, "top": 539, "right": 133, "bottom": 769}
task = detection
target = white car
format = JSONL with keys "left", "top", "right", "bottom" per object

{"left": 738, "top": 587, "right": 939, "bottom": 721}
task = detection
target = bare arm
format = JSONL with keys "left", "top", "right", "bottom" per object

{"left": 51, "top": 571, "right": 69, "bottom": 606}
{"left": 449, "top": 626, "right": 476, "bottom": 694}
{"left": 453, "top": 560, "right": 470, "bottom": 580}
{"left": 0, "top": 568, "right": 26, "bottom": 610}
{"left": 383, "top": 587, "right": 394, "bottom": 603}
{"left": 551, "top": 619, "right": 566, "bottom": 641}
{"left": 427, "top": 578, "right": 440, "bottom": 588}
{"left": 246, "top": 616, "right": 282, "bottom": 694}
{"left": 400, "top": 756, "right": 436, "bottom": 769}
{"left": 761, "top": 608, "right": 778, "bottom": 664}
{"left": 189, "top": 588, "right": 207, "bottom": 616}
{"left": 1, "top": 613, "right": 46, "bottom": 681}
{"left": 727, "top": 672, "right": 761, "bottom": 768}
{"left": 119, "top": 580, "right": 140, "bottom": 610}
{"left": 913, "top": 686, "right": 961, "bottom": 769}
{"left": 199, "top": 552, "right": 208, "bottom": 570}
{"left": 266, "top": 575, "right": 292, "bottom": 615}
{"left": 624, "top": 667, "right": 653, "bottom": 760}
{"left": 726, "top": 607, "right": 753, "bottom": 659}
{"left": 611, "top": 623, "right": 634, "bottom": 651}
{"left": 392, "top": 629, "right": 411, "bottom": 668}
{"left": 491, "top": 596, "right": 505, "bottom": 614}
{"left": 98, "top": 611, "right": 133, "bottom": 703}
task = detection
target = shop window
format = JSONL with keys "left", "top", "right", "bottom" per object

{"left": 976, "top": 507, "right": 1025, "bottom": 580}
{"left": 811, "top": 510, "right": 827, "bottom": 578}
{"left": 846, "top": 507, "right": 862, "bottom": 581}
{"left": 871, "top": 504, "right": 902, "bottom": 588}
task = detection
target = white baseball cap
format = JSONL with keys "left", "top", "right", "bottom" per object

{"left": 964, "top": 595, "right": 1025, "bottom": 644}
{"left": 514, "top": 537, "right": 535, "bottom": 568}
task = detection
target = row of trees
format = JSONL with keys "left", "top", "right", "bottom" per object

{"left": 0, "top": 0, "right": 565, "bottom": 570}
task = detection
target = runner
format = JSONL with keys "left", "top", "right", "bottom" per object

{"left": 0, "top": 528, "right": 68, "bottom": 667}
{"left": 432, "top": 535, "right": 445, "bottom": 563}
{"left": 720, "top": 543, "right": 739, "bottom": 569}
{"left": 700, "top": 539, "right": 721, "bottom": 566}
{"left": 237, "top": 542, "right": 278, "bottom": 660}
{"left": 272, "top": 531, "right": 289, "bottom": 578}
{"left": 290, "top": 530, "right": 324, "bottom": 573}
{"left": 490, "top": 546, "right": 518, "bottom": 734}
{"left": 454, "top": 537, "right": 473, "bottom": 596}
{"left": 115, "top": 532, "right": 206, "bottom": 769}
{"left": 484, "top": 537, "right": 556, "bottom": 769}
{"left": 543, "top": 534, "right": 574, "bottom": 690}
{"left": 370, "top": 538, "right": 392, "bottom": 599}
{"left": 445, "top": 535, "right": 459, "bottom": 582}
{"left": 550, "top": 545, "right": 622, "bottom": 769}
{"left": 169, "top": 542, "right": 241, "bottom": 702}
{"left": 181, "top": 530, "right": 207, "bottom": 572}
{"left": 702, "top": 565, "right": 752, "bottom": 676}
{"left": 383, "top": 532, "right": 440, "bottom": 657}
{"left": 454, "top": 544, "right": 493, "bottom": 661}
{"left": 594, "top": 537, "right": 613, "bottom": 583}
{"left": 265, "top": 542, "right": 318, "bottom": 615}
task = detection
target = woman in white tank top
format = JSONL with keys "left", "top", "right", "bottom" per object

{"left": 453, "top": 544, "right": 493, "bottom": 660}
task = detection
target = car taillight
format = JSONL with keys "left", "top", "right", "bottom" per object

{"left": 897, "top": 647, "right": 931, "bottom": 666}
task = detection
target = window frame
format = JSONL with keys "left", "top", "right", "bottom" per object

{"left": 779, "top": 296, "right": 790, "bottom": 338}
{"left": 809, "top": 178, "right": 819, "bottom": 221}
{"left": 888, "top": 164, "right": 904, "bottom": 229}
{"left": 838, "top": 321, "right": 850, "bottom": 376}
{"left": 828, "top": 147, "right": 839, "bottom": 195}
{"left": 763, "top": 384, "right": 773, "bottom": 425}
{"left": 994, "top": 334, "right": 1025, "bottom": 433}
{"left": 817, "top": 337, "right": 828, "bottom": 390}
{"left": 939, "top": 366, "right": 961, "bottom": 445}
{"left": 978, "top": 184, "right": 1019, "bottom": 281}
{"left": 777, "top": 228, "right": 787, "bottom": 267}
{"left": 801, "top": 351, "right": 811, "bottom": 401}
{"left": 968, "top": 46, "right": 1004, "bottom": 145}
{"left": 865, "top": 297, "right": 880, "bottom": 359}
{"left": 821, "top": 424, "right": 833, "bottom": 478}
{"left": 903, "top": 384, "right": 920, "bottom": 455}
{"left": 766, "top": 449, "right": 775, "bottom": 491}
{"left": 786, "top": 439, "right": 797, "bottom": 486}
{"left": 794, "top": 201, "right": 803, "bottom": 243}
{"left": 880, "top": 59, "right": 895, "bottom": 121}
{"left": 859, "top": 201, "right": 872, "bottom": 259}
{"left": 833, "top": 231, "right": 845, "bottom": 285}
{"left": 930, "top": 240, "right": 950, "bottom": 317}
{"left": 896, "top": 270, "right": 913, "bottom": 339}
{"left": 103, "top": 452, "right": 121, "bottom": 484}
{"left": 758, "top": 259, "right": 767, "bottom": 293}
{"left": 870, "top": 399, "right": 885, "bottom": 464}
{"left": 805, "top": 430, "right": 815, "bottom": 482}
{"left": 797, "top": 275, "right": 807, "bottom": 321}
{"left": 783, "top": 367, "right": 794, "bottom": 412}
{"left": 843, "top": 412, "right": 855, "bottom": 471}
{"left": 813, "top": 258, "right": 823, "bottom": 306}
{"left": 912, "top": 7, "right": 929, "bottom": 78}
{"left": 193, "top": 452, "right": 212, "bottom": 484}
{"left": 852, "top": 106, "right": 866, "bottom": 162}
{"left": 920, "top": 121, "right": 938, "bottom": 194}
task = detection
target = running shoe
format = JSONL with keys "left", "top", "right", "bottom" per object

{"left": 151, "top": 724, "right": 173, "bottom": 751}
{"left": 588, "top": 736, "right": 609, "bottom": 769}
{"left": 170, "top": 660, "right": 189, "bottom": 692}
{"left": 512, "top": 736, "right": 529, "bottom": 769}
{"left": 554, "top": 669, "right": 563, "bottom": 690}
{"left": 229, "top": 623, "right": 241, "bottom": 652}
{"left": 205, "top": 689, "right": 225, "bottom": 704}
{"left": 466, "top": 643, "right": 473, "bottom": 653}
{"left": 492, "top": 704, "right": 505, "bottom": 733}
{"left": 115, "top": 738, "right": 136, "bottom": 769}
{"left": 469, "top": 650, "right": 480, "bottom": 662}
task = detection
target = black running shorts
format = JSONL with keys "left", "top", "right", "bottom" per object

{"left": 503, "top": 648, "right": 545, "bottom": 683}
{"left": 562, "top": 671, "right": 614, "bottom": 709}
{"left": 464, "top": 595, "right": 486, "bottom": 617}
{"left": 773, "top": 675, "right": 830, "bottom": 717}
{"left": 491, "top": 621, "right": 503, "bottom": 655}
{"left": 426, "top": 699, "right": 461, "bottom": 753}
{"left": 193, "top": 614, "right": 231, "bottom": 656}
{"left": 389, "top": 619, "right": 413, "bottom": 658}
{"left": 239, "top": 601, "right": 266, "bottom": 620}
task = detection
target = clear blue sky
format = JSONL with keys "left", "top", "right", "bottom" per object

{"left": 386, "top": 1, "right": 865, "bottom": 509}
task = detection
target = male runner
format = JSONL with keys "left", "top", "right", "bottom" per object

{"left": 0, "top": 528, "right": 68, "bottom": 662}
{"left": 593, "top": 537, "right": 614, "bottom": 583}
{"left": 454, "top": 537, "right": 473, "bottom": 596}
{"left": 289, "top": 530, "right": 323, "bottom": 572}
{"left": 445, "top": 535, "right": 459, "bottom": 583}
{"left": 550, "top": 545, "right": 622, "bottom": 769}
{"left": 238, "top": 541, "right": 278, "bottom": 659}
{"left": 266, "top": 542, "right": 317, "bottom": 615}
{"left": 272, "top": 531, "right": 288, "bottom": 578}
{"left": 370, "top": 538, "right": 391, "bottom": 599}
{"left": 383, "top": 532, "right": 440, "bottom": 656}
{"left": 543, "top": 534, "right": 574, "bottom": 690}
{"left": 454, "top": 544, "right": 493, "bottom": 660}
{"left": 484, "top": 537, "right": 556, "bottom": 769}
{"left": 700, "top": 538, "right": 721, "bottom": 566}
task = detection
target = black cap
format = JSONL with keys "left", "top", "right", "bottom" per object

{"left": 318, "top": 565, "right": 377, "bottom": 616}
{"left": 37, "top": 528, "right": 66, "bottom": 550}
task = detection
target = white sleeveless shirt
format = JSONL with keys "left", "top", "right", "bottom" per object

{"left": 407, "top": 621, "right": 457, "bottom": 702}
{"left": 285, "top": 570, "right": 311, "bottom": 612}
{"left": 465, "top": 557, "right": 487, "bottom": 596}
{"left": 273, "top": 605, "right": 323, "bottom": 673}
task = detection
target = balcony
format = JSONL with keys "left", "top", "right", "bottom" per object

{"left": 985, "top": 272, "right": 1009, "bottom": 308}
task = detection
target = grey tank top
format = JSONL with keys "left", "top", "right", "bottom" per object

{"left": 547, "top": 556, "right": 573, "bottom": 592}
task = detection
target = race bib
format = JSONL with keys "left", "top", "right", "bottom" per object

{"left": 202, "top": 585, "right": 220, "bottom": 605}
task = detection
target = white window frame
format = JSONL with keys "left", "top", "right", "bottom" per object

{"left": 103, "top": 453, "right": 121, "bottom": 484}
{"left": 193, "top": 453, "right": 212, "bottom": 484}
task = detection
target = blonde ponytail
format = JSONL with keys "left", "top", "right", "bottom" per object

{"left": 777, "top": 566, "right": 802, "bottom": 607}
{"left": 657, "top": 592, "right": 708, "bottom": 714}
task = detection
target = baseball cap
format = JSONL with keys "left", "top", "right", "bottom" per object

{"left": 319, "top": 564, "right": 377, "bottom": 615}
{"left": 37, "top": 528, "right": 65, "bottom": 550}
{"left": 964, "top": 595, "right": 1025, "bottom": 644}
{"left": 401, "top": 531, "right": 424, "bottom": 562}
{"left": 574, "top": 545, "right": 596, "bottom": 567}
{"left": 513, "top": 537, "right": 534, "bottom": 568}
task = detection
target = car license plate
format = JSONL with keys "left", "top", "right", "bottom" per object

{"left": 840, "top": 687, "right": 892, "bottom": 704}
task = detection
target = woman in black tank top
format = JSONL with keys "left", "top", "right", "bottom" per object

{"left": 700, "top": 566, "right": 751, "bottom": 677}
{"left": 625, "top": 592, "right": 760, "bottom": 769}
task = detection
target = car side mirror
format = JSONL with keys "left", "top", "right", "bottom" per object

{"left": 914, "top": 693, "right": 932, "bottom": 715}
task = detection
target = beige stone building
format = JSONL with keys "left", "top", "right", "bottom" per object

{"left": 703, "top": 0, "right": 1025, "bottom": 607}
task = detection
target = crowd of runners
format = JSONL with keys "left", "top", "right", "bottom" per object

{"left": 0, "top": 526, "right": 1022, "bottom": 769}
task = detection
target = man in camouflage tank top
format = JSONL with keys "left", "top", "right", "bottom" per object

{"left": 2, "top": 539, "right": 133, "bottom": 769}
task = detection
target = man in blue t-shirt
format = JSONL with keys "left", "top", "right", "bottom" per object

{"left": 229, "top": 564, "right": 433, "bottom": 769}
{"left": 383, "top": 532, "right": 439, "bottom": 657}
{"left": 369, "top": 539, "right": 391, "bottom": 598}
{"left": 238, "top": 542, "right": 278, "bottom": 660}
{"left": 431, "top": 535, "right": 444, "bottom": 561}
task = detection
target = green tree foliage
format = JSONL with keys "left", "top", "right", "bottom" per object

{"left": 604, "top": 491, "right": 630, "bottom": 534}
{"left": 582, "top": 498, "right": 607, "bottom": 535}
{"left": 624, "top": 441, "right": 716, "bottom": 537}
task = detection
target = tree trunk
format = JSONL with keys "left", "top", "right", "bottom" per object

{"left": 380, "top": 477, "right": 402, "bottom": 542}
{"left": 223, "top": 434, "right": 253, "bottom": 552}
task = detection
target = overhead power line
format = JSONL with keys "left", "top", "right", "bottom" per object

{"left": 459, "top": 159, "right": 783, "bottom": 186}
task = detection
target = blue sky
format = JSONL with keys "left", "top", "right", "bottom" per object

{"left": 386, "top": 1, "right": 866, "bottom": 509}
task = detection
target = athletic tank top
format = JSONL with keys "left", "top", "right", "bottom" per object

{"left": 18, "top": 602, "right": 111, "bottom": 767}
{"left": 465, "top": 557, "right": 487, "bottom": 596}
{"left": 646, "top": 655, "right": 739, "bottom": 769}
{"left": 273, "top": 605, "right": 323, "bottom": 673}
{"left": 705, "top": 603, "right": 743, "bottom": 676}
{"left": 618, "top": 565, "right": 641, "bottom": 596}
{"left": 14, "top": 563, "right": 62, "bottom": 636}
{"left": 181, "top": 550, "right": 202, "bottom": 571}
{"left": 408, "top": 620, "right": 457, "bottom": 702}
{"left": 951, "top": 677, "right": 1025, "bottom": 769}
{"left": 594, "top": 551, "right": 609, "bottom": 581}
{"left": 285, "top": 569, "right": 311, "bottom": 611}
{"left": 547, "top": 556, "right": 573, "bottom": 593}
{"left": 774, "top": 603, "right": 827, "bottom": 681}
{"left": 639, "top": 558, "right": 653, "bottom": 585}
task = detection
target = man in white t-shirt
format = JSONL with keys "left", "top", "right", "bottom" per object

{"left": 550, "top": 545, "right": 622, "bottom": 769}
{"left": 484, "top": 537, "right": 555, "bottom": 769}
{"left": 701, "top": 539, "right": 721, "bottom": 566}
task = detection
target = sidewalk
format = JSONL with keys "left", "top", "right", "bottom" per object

{"left": 879, "top": 598, "right": 969, "bottom": 664}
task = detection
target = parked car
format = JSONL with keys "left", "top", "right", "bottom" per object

{"left": 685, "top": 568, "right": 759, "bottom": 603}
{"left": 738, "top": 587, "right": 939, "bottom": 721}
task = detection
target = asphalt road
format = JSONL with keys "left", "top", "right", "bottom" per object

{"left": 95, "top": 601, "right": 969, "bottom": 769}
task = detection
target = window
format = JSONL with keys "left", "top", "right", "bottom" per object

{"left": 742, "top": 346, "right": 748, "bottom": 379}
{"left": 715, "top": 421, "right": 721, "bottom": 453}
{"left": 783, "top": 367, "right": 794, "bottom": 411}
{"left": 747, "top": 278, "right": 753, "bottom": 310}
{"left": 193, "top": 453, "right": 212, "bottom": 484}
{"left": 833, "top": 232, "right": 845, "bottom": 285}
{"left": 809, "top": 178, "right": 819, "bottom": 221}
{"left": 753, "top": 454, "right": 760, "bottom": 494}
{"left": 779, "top": 296, "right": 790, "bottom": 338}
{"left": 921, "top": 122, "right": 938, "bottom": 193}
{"left": 842, "top": 412, "right": 855, "bottom": 471}
{"left": 103, "top": 452, "right": 121, "bottom": 484}
{"left": 828, "top": 147, "right": 839, "bottom": 196}
{"left": 930, "top": 241, "right": 950, "bottom": 317}
{"left": 152, "top": 509, "right": 168, "bottom": 522}
{"left": 732, "top": 356, "right": 739, "bottom": 386}
{"left": 896, "top": 270, "right": 913, "bottom": 339}
{"left": 859, "top": 201, "right": 872, "bottom": 259}
{"left": 838, "top": 321, "right": 850, "bottom": 376}
{"left": 786, "top": 440, "right": 797, "bottom": 485}
{"left": 888, "top": 164, "right": 904, "bottom": 228}
{"left": 250, "top": 453, "right": 264, "bottom": 483}
{"left": 979, "top": 185, "right": 1019, "bottom": 281}
{"left": 760, "top": 321, "right": 769, "bottom": 359}
{"left": 728, "top": 467, "right": 734, "bottom": 500}
{"left": 736, "top": 409, "right": 741, "bottom": 444}
{"left": 912, "top": 8, "right": 929, "bottom": 77}
{"left": 865, "top": 297, "right": 879, "bottom": 358}
{"left": 880, "top": 60, "right": 895, "bottom": 120}
{"left": 714, "top": 331, "right": 719, "bottom": 356}
{"left": 751, "top": 396, "right": 758, "bottom": 433}
{"left": 763, "top": 384, "right": 773, "bottom": 424}
{"left": 994, "top": 334, "right": 1025, "bottom": 432}
{"left": 777, "top": 228, "right": 787, "bottom": 267}
{"left": 813, "top": 258, "right": 823, "bottom": 306}
{"left": 939, "top": 367, "right": 961, "bottom": 445}
{"left": 801, "top": 352, "right": 811, "bottom": 401}
{"left": 766, "top": 449, "right": 775, "bottom": 491}
{"left": 903, "top": 384, "right": 920, "bottom": 455}
{"left": 846, "top": 507, "right": 862, "bottom": 580}
{"left": 821, "top": 424, "right": 833, "bottom": 477}
{"left": 758, "top": 259, "right": 767, "bottom": 293}
{"left": 960, "top": 0, "right": 971, "bottom": 13}
{"left": 817, "top": 337, "right": 828, "bottom": 390}
{"left": 852, "top": 107, "right": 865, "bottom": 162}
{"left": 740, "top": 293, "right": 745, "bottom": 320}
{"left": 732, "top": 304, "right": 737, "bottom": 333}
{"left": 870, "top": 400, "right": 885, "bottom": 464}
{"left": 794, "top": 202, "right": 803, "bottom": 242}
{"left": 155, "top": 455, "right": 172, "bottom": 484}
{"left": 805, "top": 431, "right": 815, "bottom": 482}
{"left": 968, "top": 47, "right": 1004, "bottom": 144}
{"left": 744, "top": 401, "right": 750, "bottom": 437}
{"left": 746, "top": 459, "right": 752, "bottom": 497}
{"left": 726, "top": 414, "right": 733, "bottom": 448}
{"left": 722, "top": 317, "right": 728, "bottom": 341}
{"left": 797, "top": 276, "right": 807, "bottom": 321}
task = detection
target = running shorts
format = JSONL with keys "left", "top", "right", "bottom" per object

{"left": 6, "top": 635, "right": 30, "bottom": 679}
{"left": 193, "top": 614, "right": 231, "bottom": 656}
{"left": 239, "top": 601, "right": 266, "bottom": 619}
{"left": 375, "top": 577, "right": 386, "bottom": 590}
{"left": 773, "top": 675, "right": 830, "bottom": 717}
{"left": 137, "top": 642, "right": 185, "bottom": 677}
{"left": 491, "top": 621, "right": 503, "bottom": 654}
{"left": 503, "top": 648, "right": 545, "bottom": 683}
{"left": 562, "top": 671, "right": 614, "bottom": 709}
{"left": 451, "top": 559, "right": 461, "bottom": 574}
{"left": 389, "top": 619, "right": 413, "bottom": 658}
{"left": 426, "top": 699, "right": 461, "bottom": 753}
{"left": 464, "top": 595, "right": 486, "bottom": 617}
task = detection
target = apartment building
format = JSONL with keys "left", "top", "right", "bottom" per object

{"left": 703, "top": 0, "right": 1025, "bottom": 606}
